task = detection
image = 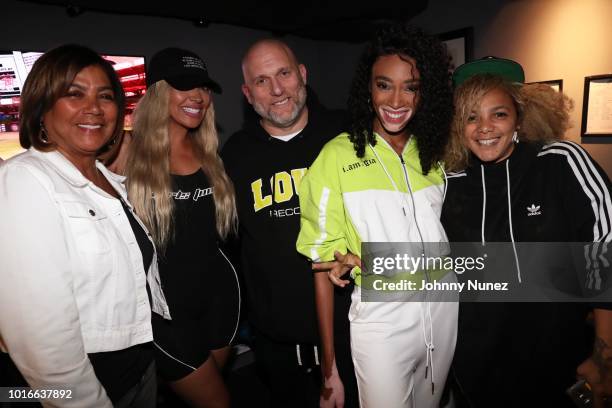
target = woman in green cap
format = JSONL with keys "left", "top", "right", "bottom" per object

{"left": 442, "top": 57, "right": 612, "bottom": 407}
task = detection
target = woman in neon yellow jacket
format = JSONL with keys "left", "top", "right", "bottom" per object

{"left": 297, "top": 24, "right": 457, "bottom": 408}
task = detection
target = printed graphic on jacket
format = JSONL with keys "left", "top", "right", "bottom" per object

{"left": 342, "top": 158, "right": 377, "bottom": 173}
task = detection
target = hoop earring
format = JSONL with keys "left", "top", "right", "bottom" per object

{"left": 512, "top": 130, "right": 519, "bottom": 144}
{"left": 40, "top": 121, "right": 49, "bottom": 143}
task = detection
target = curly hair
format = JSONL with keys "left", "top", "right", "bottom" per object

{"left": 444, "top": 74, "right": 573, "bottom": 171}
{"left": 347, "top": 23, "right": 453, "bottom": 174}
{"left": 520, "top": 82, "right": 573, "bottom": 144}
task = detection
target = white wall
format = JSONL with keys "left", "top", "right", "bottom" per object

{"left": 414, "top": 0, "right": 612, "bottom": 177}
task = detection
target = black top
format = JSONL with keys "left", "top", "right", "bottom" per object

{"left": 442, "top": 141, "right": 612, "bottom": 407}
{"left": 155, "top": 169, "right": 239, "bottom": 348}
{"left": 88, "top": 199, "right": 154, "bottom": 403}
{"left": 221, "top": 96, "right": 349, "bottom": 344}
{"left": 442, "top": 141, "right": 612, "bottom": 243}
{"left": 121, "top": 197, "right": 154, "bottom": 273}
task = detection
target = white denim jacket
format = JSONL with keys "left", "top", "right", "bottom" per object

{"left": 0, "top": 149, "right": 170, "bottom": 407}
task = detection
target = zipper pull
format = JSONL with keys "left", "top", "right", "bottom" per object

{"left": 402, "top": 207, "right": 406, "bottom": 216}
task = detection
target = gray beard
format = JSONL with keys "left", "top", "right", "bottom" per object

{"left": 254, "top": 85, "right": 307, "bottom": 129}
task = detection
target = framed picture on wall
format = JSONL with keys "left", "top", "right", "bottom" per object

{"left": 581, "top": 74, "right": 612, "bottom": 138}
{"left": 527, "top": 79, "right": 563, "bottom": 92}
{"left": 438, "top": 27, "right": 473, "bottom": 72}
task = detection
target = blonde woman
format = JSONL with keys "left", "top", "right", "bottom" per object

{"left": 126, "top": 48, "right": 239, "bottom": 408}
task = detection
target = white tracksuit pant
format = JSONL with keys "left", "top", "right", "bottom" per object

{"left": 349, "top": 285, "right": 458, "bottom": 408}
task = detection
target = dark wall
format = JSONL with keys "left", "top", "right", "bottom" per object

{"left": 412, "top": 0, "right": 612, "bottom": 178}
{"left": 3, "top": 0, "right": 363, "bottom": 144}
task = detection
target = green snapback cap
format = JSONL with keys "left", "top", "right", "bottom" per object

{"left": 452, "top": 56, "right": 525, "bottom": 87}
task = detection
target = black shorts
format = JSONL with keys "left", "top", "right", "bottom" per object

{"left": 152, "top": 313, "right": 212, "bottom": 381}
{"left": 153, "top": 248, "right": 240, "bottom": 381}
{"left": 152, "top": 284, "right": 240, "bottom": 382}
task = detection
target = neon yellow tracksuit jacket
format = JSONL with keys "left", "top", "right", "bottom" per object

{"left": 296, "top": 132, "right": 449, "bottom": 286}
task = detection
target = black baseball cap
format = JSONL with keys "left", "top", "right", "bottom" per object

{"left": 452, "top": 56, "right": 525, "bottom": 88}
{"left": 146, "top": 47, "right": 222, "bottom": 93}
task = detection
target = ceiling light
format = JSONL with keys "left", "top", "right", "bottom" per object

{"left": 194, "top": 17, "right": 209, "bottom": 28}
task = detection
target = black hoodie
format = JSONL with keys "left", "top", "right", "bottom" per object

{"left": 221, "top": 95, "right": 348, "bottom": 344}
{"left": 441, "top": 141, "right": 612, "bottom": 407}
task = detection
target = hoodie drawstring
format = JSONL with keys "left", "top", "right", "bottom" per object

{"left": 421, "top": 301, "right": 435, "bottom": 394}
{"left": 481, "top": 162, "right": 522, "bottom": 283}
{"left": 369, "top": 145, "right": 401, "bottom": 195}
{"left": 439, "top": 162, "right": 448, "bottom": 201}
{"left": 295, "top": 344, "right": 320, "bottom": 367}
{"left": 480, "top": 165, "right": 487, "bottom": 247}
{"left": 505, "top": 160, "right": 522, "bottom": 283}
{"left": 296, "top": 344, "right": 302, "bottom": 366}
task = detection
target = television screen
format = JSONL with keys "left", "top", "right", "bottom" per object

{"left": 0, "top": 50, "right": 145, "bottom": 160}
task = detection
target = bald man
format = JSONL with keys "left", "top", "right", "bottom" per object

{"left": 222, "top": 40, "right": 357, "bottom": 408}
{"left": 240, "top": 40, "right": 309, "bottom": 135}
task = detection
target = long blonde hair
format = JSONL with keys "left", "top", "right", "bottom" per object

{"left": 444, "top": 74, "right": 573, "bottom": 172}
{"left": 125, "top": 80, "right": 237, "bottom": 252}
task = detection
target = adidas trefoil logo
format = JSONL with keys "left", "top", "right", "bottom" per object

{"left": 527, "top": 204, "right": 541, "bottom": 216}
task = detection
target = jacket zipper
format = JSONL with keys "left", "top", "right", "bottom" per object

{"left": 398, "top": 153, "right": 428, "bottom": 281}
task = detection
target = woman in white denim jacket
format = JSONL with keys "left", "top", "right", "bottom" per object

{"left": 0, "top": 44, "right": 170, "bottom": 407}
